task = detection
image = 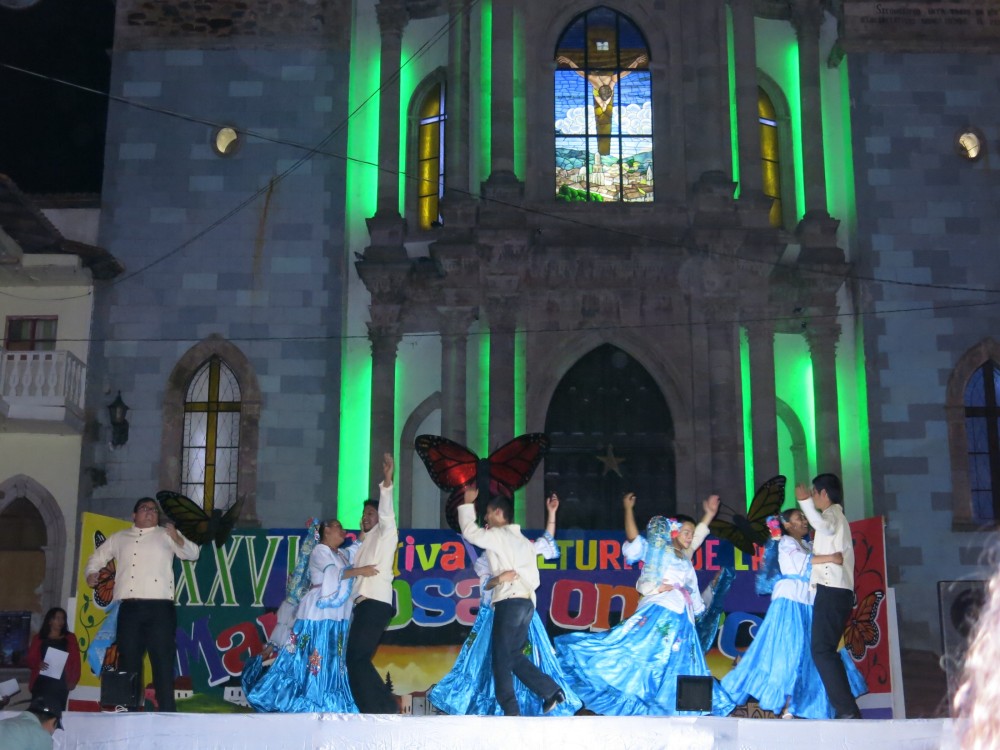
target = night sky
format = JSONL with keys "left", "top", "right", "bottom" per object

{"left": 0, "top": 0, "right": 115, "bottom": 194}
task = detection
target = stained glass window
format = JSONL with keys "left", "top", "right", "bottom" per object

{"left": 555, "top": 7, "right": 652, "bottom": 203}
{"left": 182, "top": 356, "right": 242, "bottom": 511}
{"left": 964, "top": 361, "right": 1000, "bottom": 523}
{"left": 416, "top": 82, "right": 446, "bottom": 230}
{"left": 758, "top": 87, "right": 783, "bottom": 228}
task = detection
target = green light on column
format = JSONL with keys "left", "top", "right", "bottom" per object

{"left": 739, "top": 327, "right": 754, "bottom": 506}
{"left": 346, "top": 17, "right": 381, "bottom": 229}
{"left": 513, "top": 8, "right": 525, "bottom": 180}
{"left": 514, "top": 327, "right": 526, "bottom": 525}
{"left": 480, "top": 1, "right": 493, "bottom": 177}
{"left": 783, "top": 41, "right": 805, "bottom": 222}
{"left": 852, "top": 320, "right": 873, "bottom": 515}
{"left": 726, "top": 5, "right": 740, "bottom": 196}
{"left": 337, "top": 341, "right": 373, "bottom": 527}
{"left": 478, "top": 328, "right": 490, "bottom": 458}
{"left": 399, "top": 42, "right": 419, "bottom": 217}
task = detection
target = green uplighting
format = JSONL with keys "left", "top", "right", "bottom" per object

{"left": 783, "top": 41, "right": 806, "bottom": 221}
{"left": 740, "top": 327, "right": 754, "bottom": 506}
{"left": 337, "top": 342, "right": 373, "bottom": 527}
{"left": 513, "top": 8, "right": 526, "bottom": 180}
{"left": 514, "top": 328, "right": 526, "bottom": 525}
{"left": 478, "top": 328, "right": 490, "bottom": 458}
{"left": 480, "top": 1, "right": 493, "bottom": 177}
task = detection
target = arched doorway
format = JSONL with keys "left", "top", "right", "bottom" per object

{"left": 544, "top": 344, "right": 675, "bottom": 530}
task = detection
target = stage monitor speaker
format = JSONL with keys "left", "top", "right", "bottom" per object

{"left": 100, "top": 670, "right": 140, "bottom": 708}
{"left": 938, "top": 579, "right": 987, "bottom": 698}
{"left": 676, "top": 675, "right": 713, "bottom": 712}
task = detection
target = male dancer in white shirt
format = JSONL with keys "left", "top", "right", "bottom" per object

{"left": 459, "top": 486, "right": 565, "bottom": 716}
{"left": 84, "top": 497, "right": 200, "bottom": 711}
{"left": 796, "top": 473, "right": 862, "bottom": 719}
{"left": 346, "top": 453, "right": 399, "bottom": 713}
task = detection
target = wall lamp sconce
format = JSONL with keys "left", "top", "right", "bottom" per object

{"left": 956, "top": 127, "right": 985, "bottom": 161}
{"left": 108, "top": 391, "right": 130, "bottom": 448}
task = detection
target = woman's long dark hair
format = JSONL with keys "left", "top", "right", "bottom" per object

{"left": 40, "top": 607, "right": 69, "bottom": 638}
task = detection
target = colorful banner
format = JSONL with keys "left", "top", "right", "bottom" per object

{"left": 72, "top": 514, "right": 891, "bottom": 714}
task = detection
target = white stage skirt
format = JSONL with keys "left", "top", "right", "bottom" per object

{"left": 34, "top": 712, "right": 958, "bottom": 750}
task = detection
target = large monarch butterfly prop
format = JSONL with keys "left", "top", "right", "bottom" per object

{"left": 155, "top": 491, "right": 244, "bottom": 547}
{"left": 843, "top": 590, "right": 884, "bottom": 661}
{"left": 709, "top": 475, "right": 786, "bottom": 556}
{"left": 91, "top": 530, "right": 117, "bottom": 608}
{"left": 414, "top": 433, "right": 550, "bottom": 532}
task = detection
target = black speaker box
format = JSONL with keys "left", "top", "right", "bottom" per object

{"left": 676, "top": 674, "right": 714, "bottom": 712}
{"left": 100, "top": 670, "right": 140, "bottom": 708}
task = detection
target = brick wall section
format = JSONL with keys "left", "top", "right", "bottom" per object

{"left": 83, "top": 42, "right": 350, "bottom": 528}
{"left": 851, "top": 50, "right": 999, "bottom": 652}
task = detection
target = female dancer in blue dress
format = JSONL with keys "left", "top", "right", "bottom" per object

{"left": 429, "top": 494, "right": 582, "bottom": 716}
{"left": 718, "top": 508, "right": 867, "bottom": 718}
{"left": 244, "top": 518, "right": 377, "bottom": 713}
{"left": 555, "top": 504, "right": 734, "bottom": 716}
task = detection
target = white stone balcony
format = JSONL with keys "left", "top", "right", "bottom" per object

{"left": 0, "top": 348, "right": 86, "bottom": 433}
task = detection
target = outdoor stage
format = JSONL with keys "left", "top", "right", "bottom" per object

{"left": 42, "top": 711, "right": 958, "bottom": 750}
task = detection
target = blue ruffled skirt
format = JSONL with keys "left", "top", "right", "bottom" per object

{"left": 243, "top": 618, "right": 358, "bottom": 713}
{"left": 555, "top": 602, "right": 734, "bottom": 716}
{"left": 429, "top": 605, "right": 583, "bottom": 716}
{"left": 717, "top": 596, "right": 868, "bottom": 718}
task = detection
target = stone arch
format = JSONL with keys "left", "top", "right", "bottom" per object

{"left": 0, "top": 474, "right": 66, "bottom": 622}
{"left": 399, "top": 390, "right": 442, "bottom": 528}
{"left": 160, "top": 335, "right": 262, "bottom": 524}
{"left": 776, "top": 397, "right": 809, "bottom": 487}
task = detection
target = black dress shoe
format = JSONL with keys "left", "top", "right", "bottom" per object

{"left": 836, "top": 712, "right": 863, "bottom": 719}
{"left": 543, "top": 689, "right": 566, "bottom": 714}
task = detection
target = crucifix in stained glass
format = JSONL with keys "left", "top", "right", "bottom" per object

{"left": 554, "top": 6, "right": 652, "bottom": 203}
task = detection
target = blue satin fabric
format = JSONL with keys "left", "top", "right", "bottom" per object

{"left": 555, "top": 602, "right": 735, "bottom": 716}
{"left": 243, "top": 618, "right": 358, "bottom": 714}
{"left": 429, "top": 605, "right": 582, "bottom": 716}
{"left": 717, "top": 596, "right": 868, "bottom": 718}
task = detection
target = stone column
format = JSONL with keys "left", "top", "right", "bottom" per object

{"left": 791, "top": 0, "right": 827, "bottom": 214}
{"left": 368, "top": 316, "right": 402, "bottom": 494}
{"left": 489, "top": 0, "right": 515, "bottom": 177}
{"left": 805, "top": 322, "right": 842, "bottom": 478}
{"left": 375, "top": 0, "right": 409, "bottom": 216}
{"left": 707, "top": 310, "right": 743, "bottom": 502}
{"left": 746, "top": 320, "right": 779, "bottom": 484}
{"left": 487, "top": 300, "right": 516, "bottom": 450}
{"left": 438, "top": 307, "right": 473, "bottom": 447}
{"left": 445, "top": 0, "right": 471, "bottom": 197}
{"left": 438, "top": 306, "right": 474, "bottom": 527}
{"left": 730, "top": 0, "right": 763, "bottom": 198}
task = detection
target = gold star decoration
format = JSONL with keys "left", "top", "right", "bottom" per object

{"left": 596, "top": 444, "right": 625, "bottom": 477}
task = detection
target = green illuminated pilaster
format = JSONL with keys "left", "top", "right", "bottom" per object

{"left": 337, "top": 343, "right": 373, "bottom": 527}
{"left": 479, "top": 1, "right": 493, "bottom": 179}
{"left": 513, "top": 8, "right": 526, "bottom": 180}
{"left": 783, "top": 42, "right": 806, "bottom": 222}
{"left": 478, "top": 328, "right": 490, "bottom": 457}
{"left": 514, "top": 327, "right": 526, "bottom": 525}
{"left": 740, "top": 327, "right": 754, "bottom": 505}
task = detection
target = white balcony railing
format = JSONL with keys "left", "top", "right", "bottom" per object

{"left": 0, "top": 348, "right": 86, "bottom": 430}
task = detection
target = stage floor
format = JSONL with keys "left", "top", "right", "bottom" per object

{"left": 37, "top": 711, "right": 957, "bottom": 750}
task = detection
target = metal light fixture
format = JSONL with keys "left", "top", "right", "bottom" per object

{"left": 108, "top": 391, "right": 130, "bottom": 448}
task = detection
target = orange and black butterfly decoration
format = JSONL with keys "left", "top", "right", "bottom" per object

{"left": 415, "top": 433, "right": 551, "bottom": 531}
{"left": 91, "top": 530, "right": 117, "bottom": 608}
{"left": 155, "top": 491, "right": 244, "bottom": 547}
{"left": 843, "top": 590, "right": 884, "bottom": 660}
{"left": 709, "top": 475, "right": 786, "bottom": 556}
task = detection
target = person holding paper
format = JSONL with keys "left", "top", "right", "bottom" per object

{"left": 26, "top": 607, "right": 81, "bottom": 711}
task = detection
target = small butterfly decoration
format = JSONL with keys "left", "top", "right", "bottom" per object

{"left": 843, "top": 589, "right": 884, "bottom": 660}
{"left": 414, "top": 433, "right": 551, "bottom": 532}
{"left": 155, "top": 491, "right": 244, "bottom": 547}
{"left": 709, "top": 475, "right": 787, "bottom": 556}
{"left": 91, "top": 530, "right": 116, "bottom": 608}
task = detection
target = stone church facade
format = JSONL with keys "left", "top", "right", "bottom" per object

{"left": 74, "top": 0, "right": 999, "bottom": 659}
